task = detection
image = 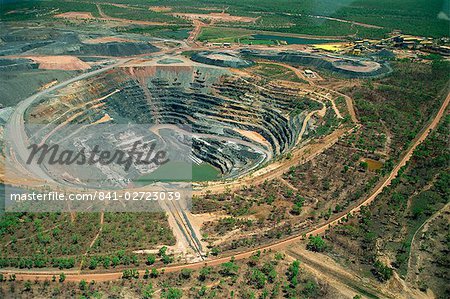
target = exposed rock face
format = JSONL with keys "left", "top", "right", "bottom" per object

{"left": 0, "top": 58, "right": 38, "bottom": 72}
{"left": 0, "top": 28, "right": 159, "bottom": 57}
{"left": 191, "top": 52, "right": 254, "bottom": 68}
{"left": 26, "top": 65, "right": 318, "bottom": 179}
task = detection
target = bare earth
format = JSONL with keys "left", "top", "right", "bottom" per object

{"left": 149, "top": 6, "right": 172, "bottom": 12}
{"left": 234, "top": 128, "right": 271, "bottom": 148}
{"left": 173, "top": 12, "right": 258, "bottom": 23}
{"left": 3, "top": 90, "right": 447, "bottom": 283}
{"left": 82, "top": 36, "right": 137, "bottom": 44}
{"left": 54, "top": 12, "right": 94, "bottom": 19}
{"left": 56, "top": 9, "right": 169, "bottom": 26}
{"left": 26, "top": 56, "right": 91, "bottom": 70}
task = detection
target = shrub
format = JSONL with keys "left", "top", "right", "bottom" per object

{"left": 372, "top": 260, "right": 393, "bottom": 282}
{"left": 306, "top": 235, "right": 327, "bottom": 252}
{"left": 146, "top": 254, "right": 156, "bottom": 265}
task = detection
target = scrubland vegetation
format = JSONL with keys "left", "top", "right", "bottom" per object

{"left": 2, "top": 0, "right": 447, "bottom": 38}
{"left": 1, "top": 251, "right": 330, "bottom": 299}
{"left": 343, "top": 60, "right": 450, "bottom": 159}
{"left": 326, "top": 114, "right": 449, "bottom": 296}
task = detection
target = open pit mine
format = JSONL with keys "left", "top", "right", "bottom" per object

{"left": 17, "top": 56, "right": 323, "bottom": 186}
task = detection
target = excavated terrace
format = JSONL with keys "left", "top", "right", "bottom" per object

{"left": 24, "top": 60, "right": 322, "bottom": 182}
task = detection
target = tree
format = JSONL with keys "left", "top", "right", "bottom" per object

{"left": 248, "top": 251, "right": 261, "bottom": 266}
{"left": 274, "top": 252, "right": 284, "bottom": 260}
{"left": 290, "top": 204, "right": 302, "bottom": 215}
{"left": 158, "top": 246, "right": 168, "bottom": 257}
{"left": 220, "top": 261, "right": 239, "bottom": 277}
{"left": 89, "top": 257, "right": 98, "bottom": 270}
{"left": 210, "top": 247, "right": 220, "bottom": 256}
{"left": 261, "top": 262, "right": 277, "bottom": 283}
{"left": 360, "top": 161, "right": 369, "bottom": 170}
{"left": 290, "top": 197, "right": 305, "bottom": 215}
{"left": 122, "top": 269, "right": 139, "bottom": 280}
{"left": 58, "top": 273, "right": 65, "bottom": 283}
{"left": 111, "top": 256, "right": 120, "bottom": 268}
{"left": 261, "top": 289, "right": 269, "bottom": 299}
{"left": 150, "top": 268, "right": 159, "bottom": 278}
{"left": 146, "top": 254, "right": 156, "bottom": 265}
{"left": 197, "top": 285, "right": 207, "bottom": 296}
{"left": 287, "top": 260, "right": 300, "bottom": 287}
{"left": 103, "top": 256, "right": 111, "bottom": 269}
{"left": 180, "top": 268, "right": 193, "bottom": 279}
{"left": 142, "top": 283, "right": 154, "bottom": 299}
{"left": 162, "top": 254, "right": 174, "bottom": 264}
{"left": 306, "top": 235, "right": 327, "bottom": 252}
{"left": 143, "top": 269, "right": 150, "bottom": 279}
{"left": 79, "top": 280, "right": 87, "bottom": 291}
{"left": 161, "top": 287, "right": 182, "bottom": 299}
{"left": 248, "top": 269, "right": 267, "bottom": 289}
{"left": 372, "top": 260, "right": 393, "bottom": 282}
{"left": 302, "top": 279, "right": 318, "bottom": 297}
{"left": 158, "top": 246, "right": 173, "bottom": 264}
{"left": 122, "top": 269, "right": 131, "bottom": 280}
{"left": 24, "top": 280, "right": 32, "bottom": 292}
{"left": 199, "top": 266, "right": 211, "bottom": 281}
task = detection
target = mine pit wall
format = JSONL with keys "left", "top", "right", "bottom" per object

{"left": 25, "top": 65, "right": 315, "bottom": 179}
{"left": 0, "top": 58, "right": 38, "bottom": 72}
{"left": 191, "top": 52, "right": 255, "bottom": 68}
{"left": 242, "top": 51, "right": 392, "bottom": 78}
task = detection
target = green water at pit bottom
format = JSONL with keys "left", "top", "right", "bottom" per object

{"left": 133, "top": 161, "right": 221, "bottom": 186}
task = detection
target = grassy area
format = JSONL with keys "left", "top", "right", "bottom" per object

{"left": 197, "top": 27, "right": 253, "bottom": 42}
{"left": 89, "top": 212, "right": 175, "bottom": 255}
{"left": 249, "top": 63, "right": 307, "bottom": 83}
{"left": 239, "top": 38, "right": 275, "bottom": 45}
{"left": 94, "top": 0, "right": 448, "bottom": 38}
{"left": 99, "top": 4, "right": 186, "bottom": 24}
{"left": 2, "top": 1, "right": 447, "bottom": 38}
{"left": 333, "top": 0, "right": 449, "bottom": 38}
{"left": 0, "top": 213, "right": 100, "bottom": 269}
{"left": 248, "top": 14, "right": 389, "bottom": 39}
{"left": 115, "top": 26, "right": 193, "bottom": 39}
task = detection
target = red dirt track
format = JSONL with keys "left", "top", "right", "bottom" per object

{"left": 2, "top": 91, "right": 448, "bottom": 283}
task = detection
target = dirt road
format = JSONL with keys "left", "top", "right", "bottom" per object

{"left": 188, "top": 20, "right": 205, "bottom": 43}
{"left": 3, "top": 91, "right": 447, "bottom": 282}
{"left": 94, "top": 3, "right": 170, "bottom": 26}
{"left": 406, "top": 202, "right": 450, "bottom": 285}
{"left": 78, "top": 212, "right": 104, "bottom": 272}
{"left": 193, "top": 126, "right": 351, "bottom": 195}
{"left": 286, "top": 246, "right": 386, "bottom": 298}
{"left": 258, "top": 61, "right": 358, "bottom": 123}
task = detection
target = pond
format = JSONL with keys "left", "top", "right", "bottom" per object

{"left": 134, "top": 161, "right": 221, "bottom": 186}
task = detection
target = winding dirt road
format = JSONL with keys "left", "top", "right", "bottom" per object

{"left": 188, "top": 20, "right": 205, "bottom": 44}
{"left": 3, "top": 91, "right": 448, "bottom": 283}
{"left": 258, "top": 61, "right": 358, "bottom": 123}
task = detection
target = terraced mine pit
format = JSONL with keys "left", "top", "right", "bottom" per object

{"left": 23, "top": 58, "right": 322, "bottom": 185}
